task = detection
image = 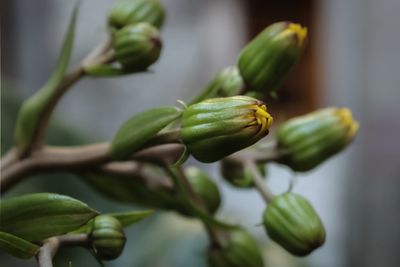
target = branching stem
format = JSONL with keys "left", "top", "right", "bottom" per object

{"left": 36, "top": 234, "right": 89, "bottom": 267}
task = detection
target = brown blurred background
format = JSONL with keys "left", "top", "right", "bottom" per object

{"left": 1, "top": 0, "right": 400, "bottom": 267}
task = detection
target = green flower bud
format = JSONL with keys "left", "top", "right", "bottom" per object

{"left": 221, "top": 161, "right": 266, "bottom": 188}
{"left": 263, "top": 193, "right": 325, "bottom": 256}
{"left": 181, "top": 96, "right": 273, "bottom": 163}
{"left": 185, "top": 166, "right": 221, "bottom": 214}
{"left": 276, "top": 107, "right": 359, "bottom": 172}
{"left": 208, "top": 228, "right": 264, "bottom": 267}
{"left": 108, "top": 0, "right": 165, "bottom": 29}
{"left": 237, "top": 22, "right": 307, "bottom": 96}
{"left": 113, "top": 22, "right": 162, "bottom": 72}
{"left": 190, "top": 66, "right": 245, "bottom": 104}
{"left": 91, "top": 215, "right": 126, "bottom": 261}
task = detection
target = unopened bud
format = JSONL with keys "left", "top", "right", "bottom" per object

{"left": 208, "top": 228, "right": 264, "bottom": 267}
{"left": 108, "top": 0, "right": 165, "bottom": 29}
{"left": 185, "top": 166, "right": 221, "bottom": 214}
{"left": 91, "top": 215, "right": 126, "bottom": 261}
{"left": 113, "top": 22, "right": 162, "bottom": 72}
{"left": 276, "top": 107, "right": 359, "bottom": 172}
{"left": 190, "top": 66, "right": 245, "bottom": 104}
{"left": 263, "top": 193, "right": 325, "bottom": 256}
{"left": 181, "top": 96, "right": 273, "bottom": 163}
{"left": 238, "top": 22, "right": 307, "bottom": 97}
{"left": 221, "top": 161, "right": 266, "bottom": 188}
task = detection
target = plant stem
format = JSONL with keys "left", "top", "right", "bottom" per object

{"left": 0, "top": 143, "right": 184, "bottom": 193}
{"left": 244, "top": 160, "right": 274, "bottom": 203}
{"left": 36, "top": 234, "right": 89, "bottom": 267}
{"left": 31, "top": 37, "right": 113, "bottom": 152}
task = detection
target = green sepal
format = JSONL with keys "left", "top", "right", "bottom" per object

{"left": 171, "top": 145, "right": 189, "bottom": 167}
{"left": 14, "top": 5, "right": 78, "bottom": 152}
{"left": 105, "top": 210, "right": 154, "bottom": 228}
{"left": 0, "top": 193, "right": 99, "bottom": 242}
{"left": 70, "top": 210, "right": 154, "bottom": 235}
{"left": 84, "top": 64, "right": 129, "bottom": 77}
{"left": 0, "top": 232, "right": 40, "bottom": 259}
{"left": 189, "top": 66, "right": 245, "bottom": 105}
{"left": 110, "top": 106, "right": 183, "bottom": 160}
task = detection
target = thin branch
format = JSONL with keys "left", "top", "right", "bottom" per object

{"left": 0, "top": 148, "right": 18, "bottom": 171}
{"left": 0, "top": 143, "right": 184, "bottom": 193}
{"left": 244, "top": 160, "right": 274, "bottom": 203}
{"left": 36, "top": 234, "right": 89, "bottom": 267}
{"left": 32, "top": 37, "right": 113, "bottom": 151}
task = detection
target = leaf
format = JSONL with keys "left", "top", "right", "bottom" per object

{"left": 14, "top": 4, "right": 79, "bottom": 151}
{"left": 110, "top": 106, "right": 183, "bottom": 160}
{"left": 0, "top": 232, "right": 39, "bottom": 259}
{"left": 69, "top": 210, "right": 154, "bottom": 234}
{"left": 0, "top": 193, "right": 99, "bottom": 242}
{"left": 107, "top": 210, "right": 154, "bottom": 228}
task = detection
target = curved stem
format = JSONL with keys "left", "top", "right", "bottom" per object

{"left": 0, "top": 148, "right": 18, "bottom": 170}
{"left": 32, "top": 37, "right": 113, "bottom": 151}
{"left": 0, "top": 143, "right": 184, "bottom": 193}
{"left": 36, "top": 234, "right": 89, "bottom": 267}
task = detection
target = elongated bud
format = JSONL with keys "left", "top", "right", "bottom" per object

{"left": 181, "top": 96, "right": 273, "bottom": 163}
{"left": 185, "top": 166, "right": 221, "bottom": 214}
{"left": 238, "top": 22, "right": 307, "bottom": 97}
{"left": 221, "top": 160, "right": 266, "bottom": 188}
{"left": 113, "top": 22, "right": 162, "bottom": 72}
{"left": 276, "top": 107, "right": 359, "bottom": 172}
{"left": 263, "top": 193, "right": 325, "bottom": 256}
{"left": 190, "top": 66, "right": 245, "bottom": 104}
{"left": 208, "top": 228, "right": 264, "bottom": 267}
{"left": 91, "top": 215, "right": 126, "bottom": 261}
{"left": 108, "top": 0, "right": 165, "bottom": 29}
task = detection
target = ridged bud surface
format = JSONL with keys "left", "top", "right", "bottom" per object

{"left": 108, "top": 0, "right": 165, "bottom": 29}
{"left": 91, "top": 215, "right": 126, "bottom": 261}
{"left": 277, "top": 107, "right": 359, "bottom": 172}
{"left": 208, "top": 228, "right": 264, "bottom": 267}
{"left": 263, "top": 193, "right": 325, "bottom": 256}
{"left": 238, "top": 22, "right": 307, "bottom": 96}
{"left": 113, "top": 22, "right": 162, "bottom": 72}
{"left": 181, "top": 96, "right": 273, "bottom": 163}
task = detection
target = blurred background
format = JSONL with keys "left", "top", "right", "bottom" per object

{"left": 1, "top": 0, "right": 400, "bottom": 267}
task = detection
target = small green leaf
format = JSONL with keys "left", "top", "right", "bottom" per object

{"left": 0, "top": 232, "right": 39, "bottom": 259}
{"left": 107, "top": 210, "right": 154, "bottom": 228}
{"left": 110, "top": 106, "right": 183, "bottom": 160}
{"left": 69, "top": 210, "right": 154, "bottom": 234}
{"left": 14, "top": 5, "right": 78, "bottom": 151}
{"left": 0, "top": 193, "right": 99, "bottom": 242}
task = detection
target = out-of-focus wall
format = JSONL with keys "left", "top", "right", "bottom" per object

{"left": 319, "top": 0, "right": 400, "bottom": 266}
